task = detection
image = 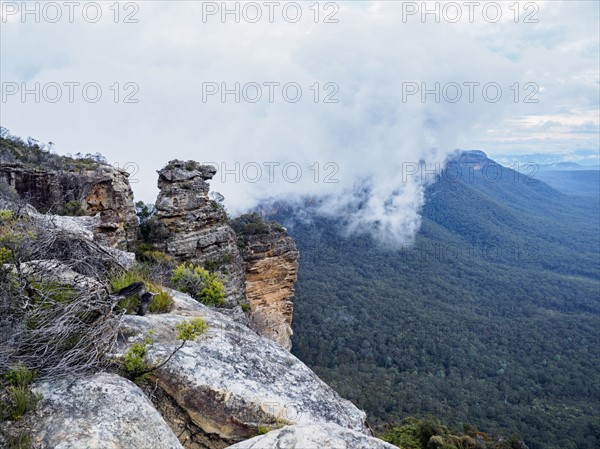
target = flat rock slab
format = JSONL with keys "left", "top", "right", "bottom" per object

{"left": 32, "top": 372, "right": 183, "bottom": 449}
{"left": 118, "top": 290, "right": 369, "bottom": 442}
{"left": 227, "top": 423, "right": 398, "bottom": 449}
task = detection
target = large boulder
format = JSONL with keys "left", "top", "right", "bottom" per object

{"left": 227, "top": 423, "right": 397, "bottom": 449}
{"left": 32, "top": 372, "right": 183, "bottom": 449}
{"left": 117, "top": 290, "right": 370, "bottom": 444}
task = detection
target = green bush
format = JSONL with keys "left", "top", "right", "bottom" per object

{"left": 175, "top": 318, "right": 208, "bottom": 341}
{"left": 230, "top": 212, "right": 271, "bottom": 236}
{"left": 4, "top": 364, "right": 36, "bottom": 388}
{"left": 0, "top": 246, "right": 13, "bottom": 263}
{"left": 120, "top": 319, "right": 207, "bottom": 382}
{"left": 0, "top": 209, "right": 14, "bottom": 222}
{"left": 171, "top": 263, "right": 225, "bottom": 306}
{"left": 121, "top": 337, "right": 154, "bottom": 381}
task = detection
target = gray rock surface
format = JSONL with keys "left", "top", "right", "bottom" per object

{"left": 117, "top": 290, "right": 370, "bottom": 443}
{"left": 32, "top": 372, "right": 183, "bottom": 449}
{"left": 227, "top": 423, "right": 397, "bottom": 449}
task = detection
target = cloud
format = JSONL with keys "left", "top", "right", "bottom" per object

{"left": 1, "top": 1, "right": 598, "bottom": 243}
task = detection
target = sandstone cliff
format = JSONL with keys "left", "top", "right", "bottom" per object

{"left": 154, "top": 161, "right": 300, "bottom": 350}
{"left": 0, "top": 162, "right": 137, "bottom": 249}
{"left": 231, "top": 214, "right": 298, "bottom": 351}
{"left": 154, "top": 160, "right": 246, "bottom": 306}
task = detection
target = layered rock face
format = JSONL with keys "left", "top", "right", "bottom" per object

{"left": 32, "top": 373, "right": 183, "bottom": 449}
{"left": 118, "top": 290, "right": 370, "bottom": 446}
{"left": 0, "top": 163, "right": 137, "bottom": 249}
{"left": 231, "top": 214, "right": 299, "bottom": 351}
{"left": 154, "top": 162, "right": 300, "bottom": 350}
{"left": 154, "top": 161, "right": 246, "bottom": 306}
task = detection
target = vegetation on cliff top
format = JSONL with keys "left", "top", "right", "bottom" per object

{"left": 0, "top": 127, "right": 107, "bottom": 171}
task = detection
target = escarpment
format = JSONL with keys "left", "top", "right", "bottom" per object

{"left": 0, "top": 162, "right": 137, "bottom": 249}
{"left": 1, "top": 146, "right": 399, "bottom": 449}
{"left": 231, "top": 213, "right": 298, "bottom": 351}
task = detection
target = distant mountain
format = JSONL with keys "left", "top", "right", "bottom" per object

{"left": 537, "top": 161, "right": 592, "bottom": 171}
{"left": 266, "top": 151, "right": 600, "bottom": 449}
{"left": 534, "top": 170, "right": 599, "bottom": 197}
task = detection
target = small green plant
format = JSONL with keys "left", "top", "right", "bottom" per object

{"left": 257, "top": 424, "right": 270, "bottom": 435}
{"left": 0, "top": 209, "right": 14, "bottom": 222}
{"left": 241, "top": 303, "right": 251, "bottom": 313}
{"left": 172, "top": 263, "right": 225, "bottom": 306}
{"left": 175, "top": 318, "right": 208, "bottom": 341}
{"left": 120, "top": 319, "right": 208, "bottom": 382}
{"left": 138, "top": 249, "right": 174, "bottom": 265}
{"left": 7, "top": 386, "right": 37, "bottom": 420}
{"left": 7, "top": 432, "right": 32, "bottom": 449}
{"left": 61, "top": 200, "right": 85, "bottom": 216}
{"left": 256, "top": 416, "right": 290, "bottom": 436}
{"left": 2, "top": 364, "right": 41, "bottom": 421}
{"left": 121, "top": 337, "right": 154, "bottom": 381}
{"left": 0, "top": 246, "right": 13, "bottom": 263}
{"left": 5, "top": 364, "right": 36, "bottom": 388}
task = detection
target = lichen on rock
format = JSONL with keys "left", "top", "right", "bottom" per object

{"left": 117, "top": 289, "right": 370, "bottom": 445}
{"left": 32, "top": 373, "right": 184, "bottom": 449}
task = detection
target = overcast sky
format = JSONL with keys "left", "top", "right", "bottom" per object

{"left": 1, "top": 1, "right": 599, "bottom": 241}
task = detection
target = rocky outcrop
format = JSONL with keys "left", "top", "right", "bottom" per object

{"left": 32, "top": 372, "right": 183, "bottom": 449}
{"left": 153, "top": 163, "right": 300, "bottom": 348}
{"left": 0, "top": 196, "right": 136, "bottom": 271}
{"left": 117, "top": 290, "right": 370, "bottom": 446}
{"left": 231, "top": 214, "right": 299, "bottom": 351}
{"left": 78, "top": 166, "right": 138, "bottom": 248}
{"left": 228, "top": 423, "right": 397, "bottom": 449}
{"left": 154, "top": 160, "right": 246, "bottom": 306}
{"left": 0, "top": 162, "right": 137, "bottom": 249}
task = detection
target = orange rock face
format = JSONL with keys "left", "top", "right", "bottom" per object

{"left": 232, "top": 215, "right": 299, "bottom": 350}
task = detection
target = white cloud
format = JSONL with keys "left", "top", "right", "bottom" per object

{"left": 1, "top": 1, "right": 598, "bottom": 243}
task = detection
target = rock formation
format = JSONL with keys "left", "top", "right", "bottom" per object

{"left": 0, "top": 162, "right": 137, "bottom": 249}
{"left": 117, "top": 289, "right": 370, "bottom": 446}
{"left": 32, "top": 373, "right": 184, "bottom": 449}
{"left": 154, "top": 162, "right": 300, "bottom": 350}
{"left": 154, "top": 160, "right": 246, "bottom": 306}
{"left": 231, "top": 214, "right": 299, "bottom": 350}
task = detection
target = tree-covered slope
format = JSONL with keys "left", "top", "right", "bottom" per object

{"left": 269, "top": 153, "right": 600, "bottom": 449}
